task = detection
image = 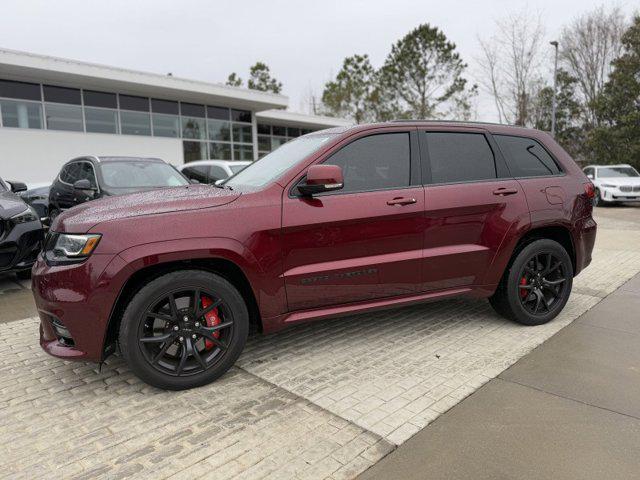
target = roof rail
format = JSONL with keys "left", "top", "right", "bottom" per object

{"left": 388, "top": 119, "right": 511, "bottom": 127}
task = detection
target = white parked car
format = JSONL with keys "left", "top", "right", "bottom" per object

{"left": 583, "top": 164, "right": 640, "bottom": 206}
{"left": 178, "top": 160, "right": 251, "bottom": 185}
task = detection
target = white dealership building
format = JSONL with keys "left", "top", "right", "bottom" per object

{"left": 0, "top": 48, "right": 349, "bottom": 184}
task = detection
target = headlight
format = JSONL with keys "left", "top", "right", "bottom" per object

{"left": 11, "top": 206, "right": 39, "bottom": 224}
{"left": 44, "top": 232, "right": 101, "bottom": 265}
{"left": 600, "top": 184, "right": 617, "bottom": 188}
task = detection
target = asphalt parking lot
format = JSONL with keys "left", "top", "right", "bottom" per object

{"left": 1, "top": 205, "right": 640, "bottom": 480}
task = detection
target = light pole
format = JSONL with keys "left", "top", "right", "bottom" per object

{"left": 550, "top": 40, "right": 559, "bottom": 137}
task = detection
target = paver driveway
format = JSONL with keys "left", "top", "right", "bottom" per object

{"left": 1, "top": 206, "right": 639, "bottom": 479}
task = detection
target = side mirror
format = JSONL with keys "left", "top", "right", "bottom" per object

{"left": 73, "top": 179, "right": 95, "bottom": 191}
{"left": 7, "top": 180, "right": 27, "bottom": 193}
{"left": 189, "top": 178, "right": 200, "bottom": 184}
{"left": 214, "top": 179, "right": 224, "bottom": 186}
{"left": 586, "top": 174, "right": 594, "bottom": 180}
{"left": 298, "top": 165, "right": 344, "bottom": 196}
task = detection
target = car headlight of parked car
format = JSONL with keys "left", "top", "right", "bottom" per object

{"left": 10, "top": 206, "right": 39, "bottom": 225}
{"left": 44, "top": 232, "right": 101, "bottom": 265}
{"left": 600, "top": 184, "right": 617, "bottom": 189}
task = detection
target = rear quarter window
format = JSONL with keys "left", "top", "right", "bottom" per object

{"left": 495, "top": 135, "right": 562, "bottom": 177}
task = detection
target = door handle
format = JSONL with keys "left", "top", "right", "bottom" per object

{"left": 493, "top": 188, "right": 518, "bottom": 196}
{"left": 387, "top": 197, "right": 417, "bottom": 206}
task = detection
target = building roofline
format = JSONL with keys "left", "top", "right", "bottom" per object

{"left": 0, "top": 48, "right": 289, "bottom": 111}
{"left": 255, "top": 109, "right": 352, "bottom": 129}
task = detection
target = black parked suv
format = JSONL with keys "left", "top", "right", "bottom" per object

{"left": 48, "top": 156, "right": 190, "bottom": 222}
{"left": 0, "top": 177, "right": 43, "bottom": 279}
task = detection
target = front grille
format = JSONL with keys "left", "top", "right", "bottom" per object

{"left": 620, "top": 186, "right": 632, "bottom": 193}
{"left": 618, "top": 186, "right": 640, "bottom": 193}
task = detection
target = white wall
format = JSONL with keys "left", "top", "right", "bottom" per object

{"left": 0, "top": 128, "right": 184, "bottom": 184}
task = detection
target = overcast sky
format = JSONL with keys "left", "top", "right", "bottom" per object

{"left": 1, "top": 0, "right": 637, "bottom": 121}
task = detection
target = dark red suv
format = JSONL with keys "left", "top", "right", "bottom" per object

{"left": 33, "top": 122, "right": 597, "bottom": 390}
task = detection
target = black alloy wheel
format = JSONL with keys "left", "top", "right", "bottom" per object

{"left": 517, "top": 252, "right": 567, "bottom": 316}
{"left": 120, "top": 270, "right": 249, "bottom": 390}
{"left": 489, "top": 239, "right": 573, "bottom": 326}
{"left": 138, "top": 288, "right": 234, "bottom": 376}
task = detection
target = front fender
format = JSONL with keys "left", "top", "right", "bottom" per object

{"left": 115, "top": 236, "right": 285, "bottom": 318}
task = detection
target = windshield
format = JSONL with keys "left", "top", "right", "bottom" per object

{"left": 598, "top": 167, "right": 640, "bottom": 178}
{"left": 100, "top": 162, "right": 189, "bottom": 189}
{"left": 225, "top": 135, "right": 334, "bottom": 188}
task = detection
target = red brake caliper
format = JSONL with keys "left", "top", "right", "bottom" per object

{"left": 519, "top": 276, "right": 528, "bottom": 298}
{"left": 201, "top": 296, "right": 221, "bottom": 350}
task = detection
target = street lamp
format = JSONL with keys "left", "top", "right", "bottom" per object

{"left": 550, "top": 40, "right": 559, "bottom": 137}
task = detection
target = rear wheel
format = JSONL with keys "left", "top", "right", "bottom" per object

{"left": 490, "top": 239, "right": 573, "bottom": 326}
{"left": 119, "top": 270, "right": 249, "bottom": 390}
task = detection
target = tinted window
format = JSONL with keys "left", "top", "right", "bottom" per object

{"left": 327, "top": 133, "right": 411, "bottom": 193}
{"left": 182, "top": 165, "right": 209, "bottom": 183}
{"left": 181, "top": 103, "right": 205, "bottom": 118}
{"left": 495, "top": 135, "right": 561, "bottom": 177}
{"left": 83, "top": 90, "right": 117, "bottom": 108}
{"left": 425, "top": 132, "right": 495, "bottom": 184}
{"left": 119, "top": 95, "right": 149, "bottom": 112}
{"left": 0, "top": 80, "right": 41, "bottom": 100}
{"left": 43, "top": 85, "right": 81, "bottom": 105}
{"left": 257, "top": 124, "right": 271, "bottom": 135}
{"left": 231, "top": 109, "right": 251, "bottom": 123}
{"left": 60, "top": 163, "right": 81, "bottom": 184}
{"left": 151, "top": 99, "right": 179, "bottom": 115}
{"left": 207, "top": 106, "right": 229, "bottom": 120}
{"left": 209, "top": 165, "right": 229, "bottom": 181}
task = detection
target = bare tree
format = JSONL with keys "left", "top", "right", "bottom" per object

{"left": 477, "top": 11, "right": 545, "bottom": 125}
{"left": 560, "top": 6, "right": 627, "bottom": 126}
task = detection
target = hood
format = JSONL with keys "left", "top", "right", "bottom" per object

{"left": 0, "top": 190, "right": 30, "bottom": 219}
{"left": 598, "top": 177, "right": 640, "bottom": 186}
{"left": 54, "top": 184, "right": 240, "bottom": 233}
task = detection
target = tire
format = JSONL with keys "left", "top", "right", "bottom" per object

{"left": 119, "top": 269, "right": 249, "bottom": 390}
{"left": 489, "top": 239, "right": 573, "bottom": 326}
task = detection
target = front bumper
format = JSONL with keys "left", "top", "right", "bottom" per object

{"left": 33, "top": 252, "right": 132, "bottom": 362}
{"left": 600, "top": 188, "right": 640, "bottom": 202}
{"left": 0, "top": 219, "right": 43, "bottom": 273}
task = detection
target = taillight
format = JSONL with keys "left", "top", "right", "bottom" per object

{"left": 583, "top": 182, "right": 596, "bottom": 199}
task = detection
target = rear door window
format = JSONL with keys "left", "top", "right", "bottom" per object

{"left": 494, "top": 135, "right": 561, "bottom": 177}
{"left": 424, "top": 132, "right": 496, "bottom": 184}
{"left": 326, "top": 133, "right": 411, "bottom": 193}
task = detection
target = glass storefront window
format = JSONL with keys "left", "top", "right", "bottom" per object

{"left": 234, "top": 144, "right": 254, "bottom": 161}
{"left": 257, "top": 135, "right": 271, "bottom": 152}
{"left": 0, "top": 100, "right": 42, "bottom": 129}
{"left": 207, "top": 119, "right": 231, "bottom": 142}
{"left": 209, "top": 142, "right": 232, "bottom": 160}
{"left": 182, "top": 117, "right": 206, "bottom": 139}
{"left": 152, "top": 113, "right": 179, "bottom": 137}
{"left": 45, "top": 103, "right": 83, "bottom": 131}
{"left": 272, "top": 136, "right": 288, "bottom": 150}
{"left": 85, "top": 107, "right": 118, "bottom": 134}
{"left": 120, "top": 111, "right": 151, "bottom": 135}
{"left": 233, "top": 124, "right": 252, "bottom": 144}
{"left": 183, "top": 141, "right": 208, "bottom": 162}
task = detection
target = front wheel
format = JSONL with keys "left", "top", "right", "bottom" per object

{"left": 119, "top": 270, "right": 249, "bottom": 390}
{"left": 489, "top": 239, "right": 573, "bottom": 326}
